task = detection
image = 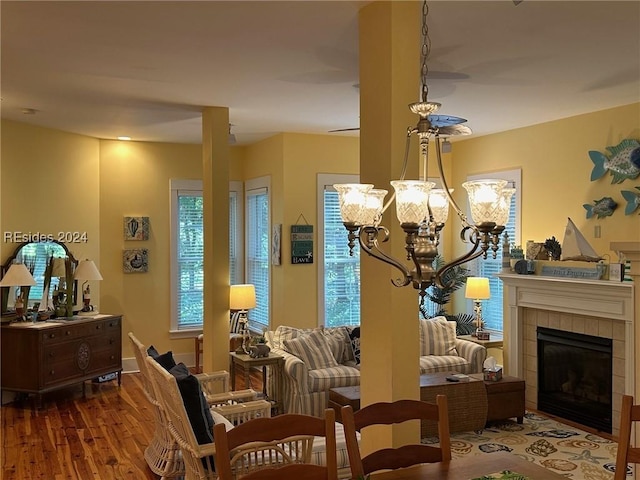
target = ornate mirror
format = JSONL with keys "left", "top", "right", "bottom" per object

{"left": 1, "top": 240, "right": 78, "bottom": 313}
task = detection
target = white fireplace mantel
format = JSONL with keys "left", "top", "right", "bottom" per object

{"left": 498, "top": 273, "right": 635, "bottom": 396}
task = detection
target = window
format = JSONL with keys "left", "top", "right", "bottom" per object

{"left": 317, "top": 174, "right": 361, "bottom": 328}
{"left": 170, "top": 179, "right": 242, "bottom": 333}
{"left": 467, "top": 169, "right": 521, "bottom": 332}
{"left": 229, "top": 181, "right": 244, "bottom": 285}
{"left": 245, "top": 177, "right": 270, "bottom": 332}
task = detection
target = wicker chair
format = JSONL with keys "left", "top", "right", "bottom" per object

{"left": 128, "top": 332, "right": 264, "bottom": 478}
{"left": 145, "top": 354, "right": 272, "bottom": 480}
{"left": 213, "top": 409, "right": 338, "bottom": 480}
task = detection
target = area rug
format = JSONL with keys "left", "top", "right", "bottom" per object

{"left": 423, "top": 411, "right": 632, "bottom": 480}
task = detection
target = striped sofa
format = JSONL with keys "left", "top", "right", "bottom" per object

{"left": 265, "top": 319, "right": 486, "bottom": 417}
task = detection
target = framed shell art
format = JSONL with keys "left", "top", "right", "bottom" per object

{"left": 124, "top": 216, "right": 149, "bottom": 241}
{"left": 123, "top": 248, "right": 149, "bottom": 273}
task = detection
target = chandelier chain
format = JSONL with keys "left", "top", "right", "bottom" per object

{"left": 420, "top": 0, "right": 430, "bottom": 103}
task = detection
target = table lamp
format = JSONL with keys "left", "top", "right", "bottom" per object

{"left": 0, "top": 263, "right": 37, "bottom": 320}
{"left": 74, "top": 259, "right": 103, "bottom": 316}
{"left": 465, "top": 277, "right": 490, "bottom": 338}
{"left": 230, "top": 284, "right": 256, "bottom": 354}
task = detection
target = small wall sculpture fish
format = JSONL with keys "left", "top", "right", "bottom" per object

{"left": 583, "top": 196, "right": 617, "bottom": 219}
{"left": 621, "top": 186, "right": 640, "bottom": 215}
{"left": 589, "top": 138, "right": 640, "bottom": 184}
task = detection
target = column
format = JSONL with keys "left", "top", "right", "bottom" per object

{"left": 202, "top": 107, "right": 231, "bottom": 373}
{"left": 358, "top": 1, "right": 422, "bottom": 453}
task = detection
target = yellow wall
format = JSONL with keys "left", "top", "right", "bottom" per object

{"left": 241, "top": 132, "right": 360, "bottom": 330}
{"left": 98, "top": 140, "right": 202, "bottom": 355}
{"left": 97, "top": 139, "right": 243, "bottom": 358}
{"left": 3, "top": 103, "right": 638, "bottom": 361}
{"left": 449, "top": 103, "right": 640, "bottom": 313}
{"left": 1, "top": 120, "right": 101, "bottom": 292}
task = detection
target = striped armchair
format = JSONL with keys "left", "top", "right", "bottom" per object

{"left": 265, "top": 321, "right": 486, "bottom": 417}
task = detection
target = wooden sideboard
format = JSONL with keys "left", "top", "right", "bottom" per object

{"left": 1, "top": 314, "right": 122, "bottom": 402}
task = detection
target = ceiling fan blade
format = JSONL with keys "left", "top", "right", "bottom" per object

{"left": 438, "top": 124, "right": 473, "bottom": 136}
{"left": 329, "top": 127, "right": 360, "bottom": 132}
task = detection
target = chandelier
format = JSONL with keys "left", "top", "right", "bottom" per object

{"left": 334, "top": 1, "right": 515, "bottom": 307}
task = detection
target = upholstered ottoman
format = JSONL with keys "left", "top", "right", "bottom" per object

{"left": 469, "top": 373, "right": 526, "bottom": 424}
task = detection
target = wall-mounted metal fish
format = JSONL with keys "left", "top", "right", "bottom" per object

{"left": 583, "top": 196, "right": 618, "bottom": 219}
{"left": 621, "top": 186, "right": 640, "bottom": 215}
{"left": 589, "top": 138, "right": 640, "bottom": 184}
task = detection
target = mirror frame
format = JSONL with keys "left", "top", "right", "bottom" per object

{"left": 1, "top": 240, "right": 79, "bottom": 313}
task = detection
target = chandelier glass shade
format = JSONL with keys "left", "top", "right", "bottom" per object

{"left": 334, "top": 0, "right": 514, "bottom": 305}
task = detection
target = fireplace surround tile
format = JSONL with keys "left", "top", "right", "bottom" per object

{"left": 499, "top": 273, "right": 634, "bottom": 437}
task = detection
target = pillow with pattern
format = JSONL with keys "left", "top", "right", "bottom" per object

{"left": 349, "top": 327, "right": 361, "bottom": 365}
{"left": 420, "top": 318, "right": 458, "bottom": 356}
{"left": 283, "top": 329, "right": 339, "bottom": 370}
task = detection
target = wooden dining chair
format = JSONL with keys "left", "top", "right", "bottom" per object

{"left": 341, "top": 396, "right": 451, "bottom": 478}
{"left": 614, "top": 394, "right": 640, "bottom": 480}
{"left": 213, "top": 409, "right": 339, "bottom": 480}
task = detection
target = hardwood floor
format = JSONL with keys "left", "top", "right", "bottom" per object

{"left": 1, "top": 367, "right": 263, "bottom": 480}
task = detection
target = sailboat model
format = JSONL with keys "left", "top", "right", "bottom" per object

{"left": 561, "top": 217, "right": 602, "bottom": 262}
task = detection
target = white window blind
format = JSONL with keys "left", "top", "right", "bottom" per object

{"left": 321, "top": 181, "right": 361, "bottom": 327}
{"left": 468, "top": 169, "right": 521, "bottom": 332}
{"left": 176, "top": 190, "right": 204, "bottom": 329}
{"left": 245, "top": 181, "right": 270, "bottom": 332}
{"left": 170, "top": 179, "right": 243, "bottom": 332}
{"left": 229, "top": 191, "right": 239, "bottom": 285}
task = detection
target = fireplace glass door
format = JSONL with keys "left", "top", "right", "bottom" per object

{"left": 537, "top": 327, "right": 612, "bottom": 433}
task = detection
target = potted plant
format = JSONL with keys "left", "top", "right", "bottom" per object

{"left": 420, "top": 254, "right": 476, "bottom": 335}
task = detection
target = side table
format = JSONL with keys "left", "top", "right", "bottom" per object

{"left": 459, "top": 331, "right": 503, "bottom": 349}
{"left": 229, "top": 351, "right": 284, "bottom": 415}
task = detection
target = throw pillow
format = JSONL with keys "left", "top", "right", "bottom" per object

{"left": 321, "top": 327, "right": 347, "bottom": 363}
{"left": 349, "top": 327, "right": 361, "bottom": 365}
{"left": 211, "top": 410, "right": 235, "bottom": 431}
{"left": 271, "top": 325, "right": 303, "bottom": 350}
{"left": 283, "top": 329, "right": 339, "bottom": 370}
{"left": 169, "top": 362, "right": 215, "bottom": 445}
{"left": 420, "top": 319, "right": 458, "bottom": 356}
{"left": 147, "top": 345, "right": 177, "bottom": 371}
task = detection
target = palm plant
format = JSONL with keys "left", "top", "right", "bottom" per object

{"left": 419, "top": 254, "right": 476, "bottom": 335}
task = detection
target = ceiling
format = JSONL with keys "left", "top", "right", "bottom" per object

{"left": 1, "top": 1, "right": 639, "bottom": 146}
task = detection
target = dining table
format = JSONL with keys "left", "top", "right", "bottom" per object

{"left": 370, "top": 452, "right": 569, "bottom": 479}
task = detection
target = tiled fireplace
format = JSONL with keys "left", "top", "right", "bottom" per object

{"left": 499, "top": 269, "right": 635, "bottom": 437}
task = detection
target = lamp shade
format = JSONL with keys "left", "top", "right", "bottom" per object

{"left": 390, "top": 180, "right": 435, "bottom": 224}
{"left": 230, "top": 284, "right": 256, "bottom": 310}
{"left": 465, "top": 277, "right": 490, "bottom": 300}
{"left": 0, "top": 264, "right": 37, "bottom": 287}
{"left": 50, "top": 258, "right": 67, "bottom": 277}
{"left": 462, "top": 179, "right": 508, "bottom": 224}
{"left": 428, "top": 188, "right": 453, "bottom": 224}
{"left": 333, "top": 183, "right": 374, "bottom": 225}
{"left": 74, "top": 259, "right": 103, "bottom": 281}
{"left": 358, "top": 189, "right": 388, "bottom": 225}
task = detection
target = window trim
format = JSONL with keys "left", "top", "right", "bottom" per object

{"left": 317, "top": 173, "right": 360, "bottom": 327}
{"left": 170, "top": 178, "right": 244, "bottom": 337}
{"left": 230, "top": 180, "right": 244, "bottom": 285}
{"left": 244, "top": 176, "right": 271, "bottom": 332}
{"left": 466, "top": 168, "right": 522, "bottom": 331}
